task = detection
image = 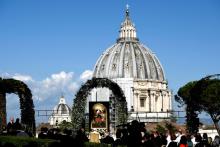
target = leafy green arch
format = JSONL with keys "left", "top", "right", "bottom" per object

{"left": 72, "top": 78, "right": 127, "bottom": 131}
{"left": 0, "top": 78, "right": 35, "bottom": 134}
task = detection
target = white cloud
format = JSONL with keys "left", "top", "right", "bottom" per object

{"left": 12, "top": 74, "right": 34, "bottom": 82}
{"left": 42, "top": 71, "right": 74, "bottom": 89}
{"left": 32, "top": 71, "right": 77, "bottom": 101}
{"left": 68, "top": 82, "right": 79, "bottom": 93}
{"left": 80, "top": 70, "right": 93, "bottom": 82}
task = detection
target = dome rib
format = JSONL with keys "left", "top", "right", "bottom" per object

{"left": 137, "top": 43, "right": 153, "bottom": 79}
{"left": 130, "top": 42, "right": 138, "bottom": 78}
{"left": 141, "top": 44, "right": 165, "bottom": 81}
{"left": 118, "top": 42, "right": 126, "bottom": 78}
{"left": 105, "top": 43, "right": 121, "bottom": 78}
{"left": 153, "top": 55, "right": 165, "bottom": 81}
{"left": 136, "top": 43, "right": 149, "bottom": 79}
{"left": 94, "top": 44, "right": 116, "bottom": 78}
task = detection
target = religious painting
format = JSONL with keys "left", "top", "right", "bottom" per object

{"left": 89, "top": 102, "right": 109, "bottom": 131}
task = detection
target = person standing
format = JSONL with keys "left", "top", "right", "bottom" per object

{"left": 178, "top": 135, "right": 188, "bottom": 147}
{"left": 14, "top": 118, "right": 22, "bottom": 131}
{"left": 7, "top": 117, "right": 15, "bottom": 135}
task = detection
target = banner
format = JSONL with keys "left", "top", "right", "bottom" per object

{"left": 89, "top": 102, "right": 109, "bottom": 131}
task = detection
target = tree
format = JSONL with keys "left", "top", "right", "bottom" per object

{"left": 165, "top": 121, "right": 177, "bottom": 135}
{"left": 155, "top": 124, "right": 166, "bottom": 134}
{"left": 175, "top": 81, "right": 200, "bottom": 134}
{"left": 191, "top": 75, "right": 220, "bottom": 135}
{"left": 58, "top": 120, "right": 72, "bottom": 131}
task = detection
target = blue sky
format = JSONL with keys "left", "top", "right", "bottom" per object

{"left": 0, "top": 0, "right": 220, "bottom": 123}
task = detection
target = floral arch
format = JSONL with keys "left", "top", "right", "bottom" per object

{"left": 0, "top": 78, "right": 35, "bottom": 134}
{"left": 72, "top": 78, "right": 127, "bottom": 131}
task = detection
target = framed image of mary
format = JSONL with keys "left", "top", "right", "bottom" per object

{"left": 89, "top": 102, "right": 109, "bottom": 131}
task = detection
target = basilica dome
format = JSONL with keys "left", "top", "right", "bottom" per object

{"left": 93, "top": 8, "right": 165, "bottom": 81}
{"left": 49, "top": 96, "right": 71, "bottom": 125}
{"left": 90, "top": 6, "right": 172, "bottom": 123}
{"left": 54, "top": 103, "right": 71, "bottom": 115}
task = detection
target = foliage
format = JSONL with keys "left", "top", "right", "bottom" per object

{"left": 165, "top": 122, "right": 177, "bottom": 135}
{"left": 58, "top": 120, "right": 72, "bottom": 131}
{"left": 155, "top": 124, "right": 166, "bottom": 134}
{"left": 175, "top": 74, "right": 220, "bottom": 136}
{"left": 175, "top": 81, "right": 200, "bottom": 134}
{"left": 72, "top": 78, "right": 127, "bottom": 131}
{"left": 191, "top": 74, "right": 220, "bottom": 135}
{"left": 0, "top": 136, "right": 57, "bottom": 147}
{"left": 175, "top": 81, "right": 198, "bottom": 108}
{"left": 0, "top": 78, "right": 35, "bottom": 134}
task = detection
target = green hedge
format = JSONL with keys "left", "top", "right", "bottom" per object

{"left": 0, "top": 136, "right": 57, "bottom": 147}
{"left": 0, "top": 136, "right": 128, "bottom": 147}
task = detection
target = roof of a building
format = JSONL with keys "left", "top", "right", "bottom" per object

{"left": 53, "top": 96, "right": 71, "bottom": 115}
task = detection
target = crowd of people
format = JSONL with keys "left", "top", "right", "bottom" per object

{"left": 1, "top": 119, "right": 220, "bottom": 147}
{"left": 36, "top": 120, "right": 220, "bottom": 147}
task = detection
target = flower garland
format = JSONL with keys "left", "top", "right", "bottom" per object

{"left": 0, "top": 78, "right": 35, "bottom": 134}
{"left": 72, "top": 78, "right": 127, "bottom": 131}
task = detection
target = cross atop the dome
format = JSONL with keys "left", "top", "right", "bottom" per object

{"left": 126, "top": 4, "right": 129, "bottom": 10}
{"left": 61, "top": 92, "right": 64, "bottom": 98}
{"left": 126, "top": 4, "right": 130, "bottom": 17}
{"left": 59, "top": 93, "right": 66, "bottom": 104}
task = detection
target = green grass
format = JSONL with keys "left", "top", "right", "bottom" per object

{"left": 0, "top": 136, "right": 57, "bottom": 147}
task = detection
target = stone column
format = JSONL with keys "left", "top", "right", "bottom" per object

{"left": 146, "top": 95, "right": 149, "bottom": 112}
{"left": 163, "top": 92, "right": 168, "bottom": 111}
{"left": 169, "top": 92, "right": 172, "bottom": 111}
{"left": 150, "top": 91, "right": 155, "bottom": 112}
{"left": 148, "top": 91, "right": 151, "bottom": 112}
{"left": 133, "top": 91, "right": 139, "bottom": 112}
{"left": 161, "top": 92, "right": 166, "bottom": 112}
